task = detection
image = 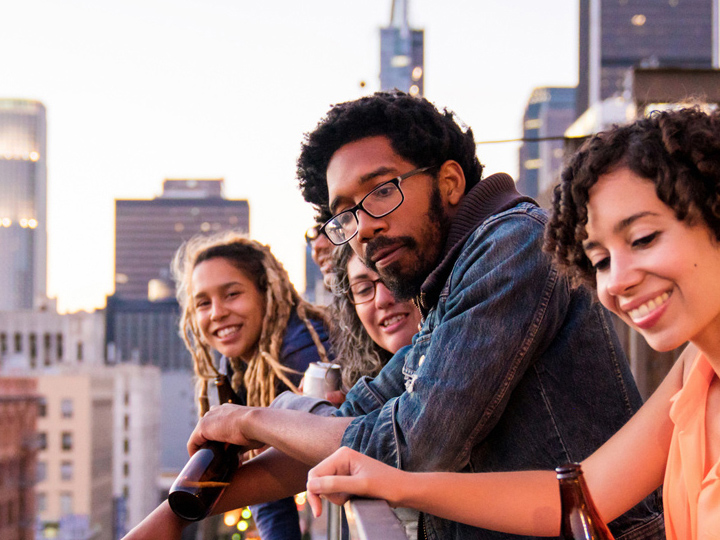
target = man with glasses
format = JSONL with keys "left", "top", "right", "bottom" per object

{"left": 125, "top": 92, "right": 663, "bottom": 540}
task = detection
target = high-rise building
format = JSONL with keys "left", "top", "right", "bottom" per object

{"left": 0, "top": 309, "right": 106, "bottom": 371}
{"left": 114, "top": 179, "right": 249, "bottom": 300}
{"left": 0, "top": 376, "right": 38, "bottom": 540}
{"left": 112, "top": 364, "right": 161, "bottom": 538}
{"left": 517, "top": 87, "right": 577, "bottom": 207}
{"left": 380, "top": 0, "right": 424, "bottom": 96}
{"left": 35, "top": 370, "right": 115, "bottom": 540}
{"left": 0, "top": 99, "right": 47, "bottom": 310}
{"left": 577, "top": 0, "right": 718, "bottom": 116}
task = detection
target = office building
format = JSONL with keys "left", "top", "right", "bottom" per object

{"left": 0, "top": 377, "right": 38, "bottom": 540}
{"left": 577, "top": 0, "right": 717, "bottom": 116}
{"left": 517, "top": 87, "right": 577, "bottom": 207}
{"left": 0, "top": 309, "right": 105, "bottom": 372}
{"left": 112, "top": 364, "right": 161, "bottom": 538}
{"left": 380, "top": 0, "right": 424, "bottom": 96}
{"left": 114, "top": 178, "right": 249, "bottom": 300}
{"left": 0, "top": 99, "right": 47, "bottom": 310}
{"left": 35, "top": 370, "right": 115, "bottom": 540}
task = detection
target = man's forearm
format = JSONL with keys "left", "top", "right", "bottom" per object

{"left": 240, "top": 407, "right": 353, "bottom": 465}
{"left": 213, "top": 448, "right": 311, "bottom": 512}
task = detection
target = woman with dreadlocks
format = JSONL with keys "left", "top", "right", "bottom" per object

{"left": 172, "top": 231, "right": 330, "bottom": 540}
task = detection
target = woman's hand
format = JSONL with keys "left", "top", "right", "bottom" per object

{"left": 305, "top": 446, "right": 405, "bottom": 517}
{"left": 188, "top": 404, "right": 265, "bottom": 456}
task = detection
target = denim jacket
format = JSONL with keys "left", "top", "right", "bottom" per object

{"left": 335, "top": 176, "right": 663, "bottom": 540}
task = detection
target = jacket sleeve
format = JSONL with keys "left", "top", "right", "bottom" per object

{"left": 339, "top": 210, "right": 570, "bottom": 472}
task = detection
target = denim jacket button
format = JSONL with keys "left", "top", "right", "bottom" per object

{"left": 418, "top": 355, "right": 426, "bottom": 366}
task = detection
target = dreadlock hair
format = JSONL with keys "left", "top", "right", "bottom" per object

{"left": 172, "top": 231, "right": 330, "bottom": 417}
{"left": 545, "top": 106, "right": 720, "bottom": 289}
{"left": 297, "top": 90, "right": 484, "bottom": 211}
{"left": 327, "top": 244, "right": 392, "bottom": 389}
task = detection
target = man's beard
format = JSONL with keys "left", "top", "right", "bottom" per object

{"left": 363, "top": 186, "right": 451, "bottom": 301}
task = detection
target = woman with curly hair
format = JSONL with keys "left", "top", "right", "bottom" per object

{"left": 306, "top": 106, "right": 720, "bottom": 539}
{"left": 172, "top": 231, "right": 330, "bottom": 540}
{"left": 328, "top": 243, "right": 421, "bottom": 392}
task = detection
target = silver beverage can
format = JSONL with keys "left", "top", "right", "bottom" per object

{"left": 303, "top": 362, "right": 342, "bottom": 398}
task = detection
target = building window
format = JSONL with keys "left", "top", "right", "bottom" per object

{"left": 123, "top": 438, "right": 130, "bottom": 454}
{"left": 44, "top": 333, "right": 52, "bottom": 365}
{"left": 14, "top": 332, "right": 22, "bottom": 353}
{"left": 61, "top": 432, "right": 73, "bottom": 451}
{"left": 60, "top": 461, "right": 73, "bottom": 481}
{"left": 38, "top": 432, "right": 47, "bottom": 451}
{"left": 38, "top": 397, "right": 47, "bottom": 417}
{"left": 76, "top": 342, "right": 83, "bottom": 362}
{"left": 36, "top": 461, "right": 47, "bottom": 482}
{"left": 123, "top": 462, "right": 129, "bottom": 477}
{"left": 59, "top": 492, "right": 73, "bottom": 516}
{"left": 0, "top": 332, "right": 6, "bottom": 354}
{"left": 56, "top": 333, "right": 63, "bottom": 360}
{"left": 124, "top": 414, "right": 130, "bottom": 430}
{"left": 37, "top": 493, "right": 47, "bottom": 513}
{"left": 29, "top": 333, "right": 37, "bottom": 359}
{"left": 61, "top": 398, "right": 73, "bottom": 418}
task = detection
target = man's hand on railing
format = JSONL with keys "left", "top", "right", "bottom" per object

{"left": 306, "top": 446, "right": 404, "bottom": 517}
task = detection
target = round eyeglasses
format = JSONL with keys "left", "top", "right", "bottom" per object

{"left": 320, "top": 166, "right": 436, "bottom": 246}
{"left": 347, "top": 278, "right": 384, "bottom": 305}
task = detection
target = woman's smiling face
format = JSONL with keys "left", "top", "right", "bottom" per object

{"left": 347, "top": 254, "right": 422, "bottom": 354}
{"left": 191, "top": 257, "right": 265, "bottom": 361}
{"left": 583, "top": 167, "right": 720, "bottom": 356}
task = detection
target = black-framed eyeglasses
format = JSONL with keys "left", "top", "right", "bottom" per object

{"left": 304, "top": 224, "right": 321, "bottom": 244}
{"left": 347, "top": 278, "right": 384, "bottom": 305}
{"left": 320, "top": 166, "right": 436, "bottom": 246}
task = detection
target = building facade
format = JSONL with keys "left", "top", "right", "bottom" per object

{"left": 380, "top": 0, "right": 424, "bottom": 96}
{"left": 114, "top": 179, "right": 249, "bottom": 300}
{"left": 0, "top": 99, "right": 47, "bottom": 310}
{"left": 0, "top": 309, "right": 106, "bottom": 372}
{"left": 577, "top": 0, "right": 717, "bottom": 116}
{"left": 35, "top": 371, "right": 115, "bottom": 540}
{"left": 111, "top": 364, "right": 161, "bottom": 538}
{"left": 517, "top": 87, "right": 577, "bottom": 207}
{"left": 0, "top": 377, "right": 38, "bottom": 540}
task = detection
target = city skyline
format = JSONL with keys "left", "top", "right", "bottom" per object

{"left": 3, "top": 0, "right": 581, "bottom": 313}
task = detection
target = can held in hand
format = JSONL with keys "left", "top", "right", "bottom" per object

{"left": 303, "top": 362, "right": 342, "bottom": 398}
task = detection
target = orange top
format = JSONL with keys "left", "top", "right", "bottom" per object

{"left": 664, "top": 353, "right": 720, "bottom": 540}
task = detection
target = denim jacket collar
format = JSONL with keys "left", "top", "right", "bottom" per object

{"left": 418, "top": 173, "right": 536, "bottom": 313}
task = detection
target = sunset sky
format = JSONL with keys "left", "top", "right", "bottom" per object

{"left": 2, "top": 0, "right": 578, "bottom": 312}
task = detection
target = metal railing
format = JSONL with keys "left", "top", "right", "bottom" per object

{"left": 323, "top": 500, "right": 409, "bottom": 540}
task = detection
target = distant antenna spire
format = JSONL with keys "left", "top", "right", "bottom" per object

{"left": 390, "top": 0, "right": 410, "bottom": 37}
{"left": 380, "top": 0, "right": 424, "bottom": 96}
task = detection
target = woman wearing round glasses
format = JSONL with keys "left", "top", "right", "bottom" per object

{"left": 328, "top": 244, "right": 422, "bottom": 392}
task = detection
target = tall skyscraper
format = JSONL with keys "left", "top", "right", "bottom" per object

{"left": 380, "top": 0, "right": 424, "bottom": 96}
{"left": 0, "top": 99, "right": 47, "bottom": 310}
{"left": 114, "top": 179, "right": 249, "bottom": 300}
{"left": 577, "top": 0, "right": 718, "bottom": 116}
{"left": 517, "top": 87, "right": 577, "bottom": 207}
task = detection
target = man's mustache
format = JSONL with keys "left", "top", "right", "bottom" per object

{"left": 362, "top": 235, "right": 417, "bottom": 271}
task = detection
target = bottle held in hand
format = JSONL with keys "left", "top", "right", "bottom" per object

{"left": 556, "top": 463, "right": 615, "bottom": 540}
{"left": 168, "top": 375, "right": 242, "bottom": 521}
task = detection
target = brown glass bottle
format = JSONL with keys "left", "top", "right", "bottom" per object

{"left": 168, "top": 375, "right": 242, "bottom": 521}
{"left": 556, "top": 463, "right": 615, "bottom": 540}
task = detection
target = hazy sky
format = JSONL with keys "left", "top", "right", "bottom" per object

{"left": 2, "top": 0, "right": 578, "bottom": 313}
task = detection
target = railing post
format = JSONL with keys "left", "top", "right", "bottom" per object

{"left": 343, "top": 499, "right": 409, "bottom": 540}
{"left": 326, "top": 501, "right": 343, "bottom": 540}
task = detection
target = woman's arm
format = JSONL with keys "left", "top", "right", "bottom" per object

{"left": 307, "top": 351, "right": 687, "bottom": 536}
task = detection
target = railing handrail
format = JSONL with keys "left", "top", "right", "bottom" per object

{"left": 343, "top": 499, "right": 409, "bottom": 540}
